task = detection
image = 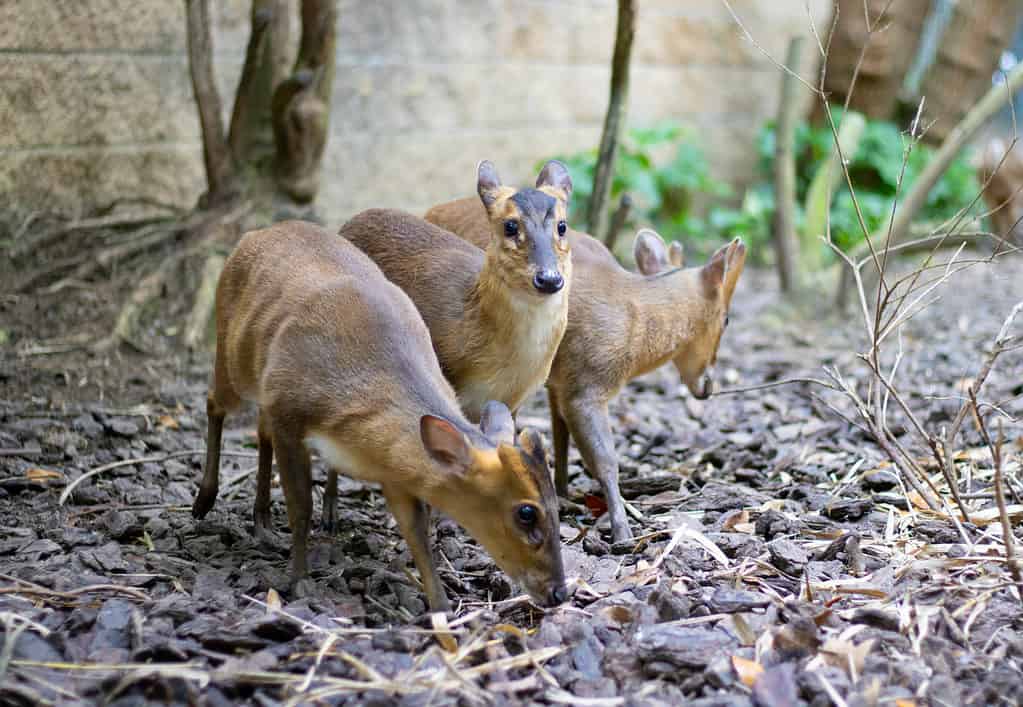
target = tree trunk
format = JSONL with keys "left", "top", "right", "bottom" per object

{"left": 773, "top": 37, "right": 804, "bottom": 293}
{"left": 586, "top": 0, "right": 636, "bottom": 242}
{"left": 816, "top": 0, "right": 931, "bottom": 121}
{"left": 228, "top": 0, "right": 292, "bottom": 169}
{"left": 915, "top": 0, "right": 1023, "bottom": 144}
{"left": 110, "top": 0, "right": 336, "bottom": 349}
{"left": 272, "top": 0, "right": 337, "bottom": 203}
{"left": 184, "top": 0, "right": 235, "bottom": 205}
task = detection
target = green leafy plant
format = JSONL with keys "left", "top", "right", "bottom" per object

{"left": 540, "top": 121, "right": 730, "bottom": 248}
{"left": 544, "top": 109, "right": 981, "bottom": 266}
{"left": 722, "top": 106, "right": 983, "bottom": 261}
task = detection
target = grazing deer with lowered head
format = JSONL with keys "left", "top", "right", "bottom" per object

{"left": 328, "top": 160, "right": 573, "bottom": 529}
{"left": 191, "top": 220, "right": 566, "bottom": 610}
{"left": 425, "top": 198, "right": 746, "bottom": 542}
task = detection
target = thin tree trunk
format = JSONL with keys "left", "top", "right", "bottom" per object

{"left": 915, "top": 0, "right": 1023, "bottom": 144}
{"left": 184, "top": 0, "right": 235, "bottom": 205}
{"left": 815, "top": 0, "right": 930, "bottom": 122}
{"left": 228, "top": 0, "right": 292, "bottom": 167}
{"left": 603, "top": 193, "right": 633, "bottom": 250}
{"left": 586, "top": 0, "right": 636, "bottom": 242}
{"left": 773, "top": 37, "right": 804, "bottom": 293}
{"left": 272, "top": 0, "right": 337, "bottom": 203}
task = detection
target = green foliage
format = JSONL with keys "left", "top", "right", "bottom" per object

{"left": 543, "top": 109, "right": 981, "bottom": 265}
{"left": 539, "top": 121, "right": 730, "bottom": 250}
{"left": 731, "top": 106, "right": 982, "bottom": 257}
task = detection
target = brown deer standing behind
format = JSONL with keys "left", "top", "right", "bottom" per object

{"left": 425, "top": 198, "right": 746, "bottom": 542}
{"left": 328, "top": 161, "right": 573, "bottom": 529}
{"left": 191, "top": 221, "right": 566, "bottom": 610}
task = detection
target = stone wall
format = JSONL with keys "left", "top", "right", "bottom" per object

{"left": 1, "top": 0, "right": 830, "bottom": 227}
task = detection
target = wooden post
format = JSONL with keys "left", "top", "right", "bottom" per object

{"left": 184, "top": 0, "right": 235, "bottom": 205}
{"left": 272, "top": 0, "right": 337, "bottom": 203}
{"left": 604, "top": 193, "right": 633, "bottom": 250}
{"left": 586, "top": 0, "right": 636, "bottom": 242}
{"left": 773, "top": 37, "right": 804, "bottom": 293}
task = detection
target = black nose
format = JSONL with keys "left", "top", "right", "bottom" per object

{"left": 547, "top": 584, "right": 568, "bottom": 606}
{"left": 533, "top": 270, "right": 564, "bottom": 294}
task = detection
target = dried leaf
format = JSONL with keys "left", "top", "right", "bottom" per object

{"left": 583, "top": 494, "right": 608, "bottom": 518}
{"left": 602, "top": 605, "right": 633, "bottom": 625}
{"left": 158, "top": 415, "right": 180, "bottom": 430}
{"left": 26, "top": 468, "right": 63, "bottom": 481}
{"left": 731, "top": 613, "right": 757, "bottom": 646}
{"left": 731, "top": 655, "right": 764, "bottom": 687}
{"left": 431, "top": 612, "right": 457, "bottom": 653}
{"left": 721, "top": 509, "right": 750, "bottom": 532}
{"left": 266, "top": 587, "right": 282, "bottom": 611}
{"left": 895, "top": 700, "right": 917, "bottom": 707}
{"left": 819, "top": 636, "right": 875, "bottom": 677}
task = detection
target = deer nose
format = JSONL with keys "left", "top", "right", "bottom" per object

{"left": 693, "top": 374, "right": 713, "bottom": 400}
{"left": 533, "top": 270, "right": 564, "bottom": 294}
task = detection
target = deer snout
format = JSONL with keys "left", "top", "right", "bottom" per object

{"left": 691, "top": 373, "right": 714, "bottom": 400}
{"left": 532, "top": 269, "right": 564, "bottom": 294}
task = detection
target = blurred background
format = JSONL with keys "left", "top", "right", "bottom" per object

{"left": 3, "top": 0, "right": 1023, "bottom": 265}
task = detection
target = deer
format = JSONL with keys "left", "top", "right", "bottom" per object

{"left": 327, "top": 160, "right": 573, "bottom": 530}
{"left": 190, "top": 220, "right": 566, "bottom": 611}
{"left": 424, "top": 197, "right": 746, "bottom": 542}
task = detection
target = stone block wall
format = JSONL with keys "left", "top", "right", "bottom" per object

{"left": 1, "top": 0, "right": 830, "bottom": 227}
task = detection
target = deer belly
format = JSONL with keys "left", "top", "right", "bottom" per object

{"left": 304, "top": 434, "right": 377, "bottom": 483}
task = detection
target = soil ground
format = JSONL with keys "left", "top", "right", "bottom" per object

{"left": 2, "top": 221, "right": 1023, "bottom": 706}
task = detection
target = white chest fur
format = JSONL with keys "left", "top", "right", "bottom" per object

{"left": 462, "top": 289, "right": 567, "bottom": 415}
{"left": 305, "top": 434, "right": 375, "bottom": 482}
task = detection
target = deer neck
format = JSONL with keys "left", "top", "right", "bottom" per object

{"left": 622, "top": 268, "right": 704, "bottom": 379}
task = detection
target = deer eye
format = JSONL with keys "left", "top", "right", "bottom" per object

{"left": 515, "top": 504, "right": 538, "bottom": 528}
{"left": 504, "top": 220, "right": 519, "bottom": 237}
{"left": 557, "top": 220, "right": 567, "bottom": 237}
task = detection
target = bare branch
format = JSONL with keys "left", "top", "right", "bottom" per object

{"left": 969, "top": 391, "right": 1023, "bottom": 602}
{"left": 184, "top": 0, "right": 235, "bottom": 204}
{"left": 587, "top": 0, "right": 636, "bottom": 241}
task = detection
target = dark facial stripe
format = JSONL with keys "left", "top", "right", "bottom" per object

{"left": 511, "top": 189, "right": 559, "bottom": 272}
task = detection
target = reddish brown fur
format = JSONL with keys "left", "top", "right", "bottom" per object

{"left": 425, "top": 198, "right": 746, "bottom": 541}
{"left": 191, "top": 221, "right": 565, "bottom": 609}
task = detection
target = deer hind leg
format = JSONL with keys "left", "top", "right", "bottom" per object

{"left": 562, "top": 398, "right": 633, "bottom": 543}
{"left": 548, "top": 387, "right": 571, "bottom": 496}
{"left": 252, "top": 409, "right": 275, "bottom": 542}
{"left": 321, "top": 468, "right": 340, "bottom": 533}
{"left": 193, "top": 348, "right": 240, "bottom": 519}
{"left": 272, "top": 426, "right": 316, "bottom": 597}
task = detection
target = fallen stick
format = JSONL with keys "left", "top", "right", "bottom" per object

{"left": 59, "top": 449, "right": 258, "bottom": 506}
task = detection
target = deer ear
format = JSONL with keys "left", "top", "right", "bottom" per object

{"left": 421, "top": 415, "right": 472, "bottom": 471}
{"left": 477, "top": 160, "right": 502, "bottom": 209}
{"left": 479, "top": 400, "right": 515, "bottom": 445}
{"left": 517, "top": 428, "right": 548, "bottom": 469}
{"left": 634, "top": 229, "right": 670, "bottom": 275}
{"left": 536, "top": 160, "right": 573, "bottom": 201}
{"left": 723, "top": 237, "right": 747, "bottom": 302}
{"left": 701, "top": 247, "right": 727, "bottom": 296}
{"left": 668, "top": 241, "right": 684, "bottom": 267}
